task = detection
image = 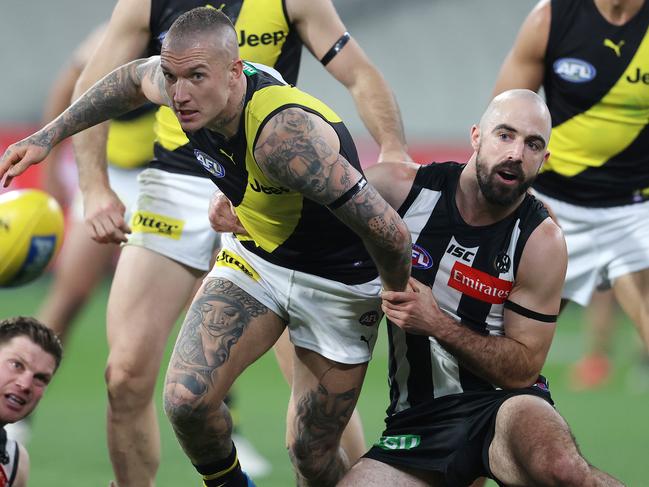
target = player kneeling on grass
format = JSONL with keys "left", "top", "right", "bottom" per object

{"left": 0, "top": 317, "right": 62, "bottom": 487}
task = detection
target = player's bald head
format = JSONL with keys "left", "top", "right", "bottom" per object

{"left": 163, "top": 7, "right": 239, "bottom": 61}
{"left": 480, "top": 89, "right": 552, "bottom": 144}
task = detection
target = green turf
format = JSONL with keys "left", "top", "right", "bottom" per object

{"left": 0, "top": 275, "right": 647, "bottom": 486}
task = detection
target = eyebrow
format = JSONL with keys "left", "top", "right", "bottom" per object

{"left": 493, "top": 123, "right": 547, "bottom": 149}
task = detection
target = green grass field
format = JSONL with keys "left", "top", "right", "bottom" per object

{"left": 0, "top": 274, "right": 647, "bottom": 486}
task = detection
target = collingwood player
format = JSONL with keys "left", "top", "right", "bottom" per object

{"left": 338, "top": 90, "right": 623, "bottom": 487}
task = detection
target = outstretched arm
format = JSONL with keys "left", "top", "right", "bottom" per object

{"left": 72, "top": 0, "right": 152, "bottom": 242}
{"left": 0, "top": 57, "right": 167, "bottom": 187}
{"left": 492, "top": 0, "right": 550, "bottom": 96}
{"left": 383, "top": 218, "right": 567, "bottom": 389}
{"left": 254, "top": 108, "right": 412, "bottom": 291}
{"left": 288, "top": 0, "right": 411, "bottom": 162}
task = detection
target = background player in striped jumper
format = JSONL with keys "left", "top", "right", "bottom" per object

{"left": 493, "top": 0, "right": 649, "bottom": 389}
{"left": 337, "top": 90, "right": 623, "bottom": 486}
{"left": 0, "top": 317, "right": 63, "bottom": 487}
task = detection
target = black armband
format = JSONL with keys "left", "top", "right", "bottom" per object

{"left": 504, "top": 300, "right": 557, "bottom": 323}
{"left": 320, "top": 32, "right": 351, "bottom": 66}
{"left": 327, "top": 177, "right": 367, "bottom": 210}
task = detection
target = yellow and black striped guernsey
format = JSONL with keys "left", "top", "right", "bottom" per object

{"left": 106, "top": 105, "right": 156, "bottom": 169}
{"left": 186, "top": 64, "right": 377, "bottom": 284}
{"left": 148, "top": 0, "right": 303, "bottom": 177}
{"left": 535, "top": 0, "right": 649, "bottom": 206}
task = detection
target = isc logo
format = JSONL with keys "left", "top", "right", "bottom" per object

{"left": 411, "top": 244, "right": 433, "bottom": 269}
{"left": 446, "top": 243, "right": 475, "bottom": 262}
{"left": 553, "top": 58, "right": 597, "bottom": 83}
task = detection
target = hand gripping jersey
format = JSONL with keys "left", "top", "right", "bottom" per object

{"left": 534, "top": 0, "right": 649, "bottom": 206}
{"left": 387, "top": 162, "right": 550, "bottom": 414}
{"left": 186, "top": 63, "right": 376, "bottom": 284}
{"left": 148, "top": 0, "right": 303, "bottom": 177}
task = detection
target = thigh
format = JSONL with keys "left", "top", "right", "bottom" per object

{"left": 488, "top": 394, "right": 576, "bottom": 485}
{"left": 338, "top": 458, "right": 438, "bottom": 487}
{"left": 51, "top": 218, "right": 116, "bottom": 290}
{"left": 166, "top": 277, "right": 286, "bottom": 405}
{"left": 286, "top": 346, "right": 367, "bottom": 448}
{"left": 613, "top": 268, "right": 649, "bottom": 348}
{"left": 107, "top": 245, "right": 202, "bottom": 377}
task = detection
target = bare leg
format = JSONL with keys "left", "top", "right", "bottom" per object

{"left": 612, "top": 269, "right": 649, "bottom": 352}
{"left": 571, "top": 290, "right": 616, "bottom": 390}
{"left": 106, "top": 245, "right": 203, "bottom": 487}
{"left": 38, "top": 220, "right": 116, "bottom": 342}
{"left": 164, "top": 278, "right": 285, "bottom": 466}
{"left": 285, "top": 346, "right": 368, "bottom": 487}
{"left": 489, "top": 394, "right": 623, "bottom": 486}
{"left": 338, "top": 458, "right": 439, "bottom": 487}
{"left": 274, "top": 329, "right": 367, "bottom": 464}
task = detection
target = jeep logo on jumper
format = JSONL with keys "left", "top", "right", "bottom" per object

{"left": 411, "top": 244, "right": 433, "bottom": 269}
{"left": 553, "top": 58, "right": 597, "bottom": 83}
{"left": 249, "top": 179, "right": 290, "bottom": 194}
{"left": 448, "top": 261, "right": 513, "bottom": 304}
{"left": 194, "top": 149, "right": 225, "bottom": 178}
{"left": 359, "top": 311, "right": 380, "bottom": 326}
{"left": 130, "top": 211, "right": 184, "bottom": 240}
{"left": 239, "top": 30, "right": 286, "bottom": 47}
{"left": 375, "top": 435, "right": 421, "bottom": 451}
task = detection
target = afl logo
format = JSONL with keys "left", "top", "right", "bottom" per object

{"left": 553, "top": 58, "right": 596, "bottom": 83}
{"left": 194, "top": 150, "right": 225, "bottom": 178}
{"left": 359, "top": 311, "right": 380, "bottom": 327}
{"left": 412, "top": 244, "right": 433, "bottom": 270}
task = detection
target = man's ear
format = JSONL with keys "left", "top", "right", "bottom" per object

{"left": 470, "top": 124, "right": 480, "bottom": 151}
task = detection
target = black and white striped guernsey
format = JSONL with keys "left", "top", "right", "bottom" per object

{"left": 386, "top": 162, "right": 549, "bottom": 415}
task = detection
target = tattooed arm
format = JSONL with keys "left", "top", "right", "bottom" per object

{"left": 0, "top": 56, "right": 167, "bottom": 188}
{"left": 253, "top": 107, "right": 411, "bottom": 291}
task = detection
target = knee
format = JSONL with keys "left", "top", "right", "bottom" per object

{"left": 104, "top": 360, "right": 157, "bottom": 412}
{"left": 287, "top": 435, "right": 344, "bottom": 484}
{"left": 532, "top": 450, "right": 591, "bottom": 487}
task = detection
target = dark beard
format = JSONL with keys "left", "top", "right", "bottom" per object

{"left": 476, "top": 152, "right": 534, "bottom": 207}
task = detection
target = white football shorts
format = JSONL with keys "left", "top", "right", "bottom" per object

{"left": 125, "top": 168, "right": 221, "bottom": 271}
{"left": 538, "top": 193, "right": 649, "bottom": 306}
{"left": 206, "top": 233, "right": 383, "bottom": 364}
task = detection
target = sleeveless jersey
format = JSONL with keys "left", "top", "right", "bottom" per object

{"left": 186, "top": 63, "right": 376, "bottom": 284}
{"left": 106, "top": 104, "right": 156, "bottom": 169}
{"left": 148, "top": 0, "right": 303, "bottom": 177}
{"left": 0, "top": 431, "right": 18, "bottom": 487}
{"left": 534, "top": 0, "right": 649, "bottom": 206}
{"left": 387, "top": 162, "right": 549, "bottom": 415}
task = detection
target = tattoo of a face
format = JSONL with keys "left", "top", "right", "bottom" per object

{"left": 254, "top": 108, "right": 355, "bottom": 203}
{"left": 289, "top": 383, "right": 357, "bottom": 483}
{"left": 166, "top": 279, "right": 268, "bottom": 394}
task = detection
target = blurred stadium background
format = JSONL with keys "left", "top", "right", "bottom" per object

{"left": 1, "top": 0, "right": 647, "bottom": 485}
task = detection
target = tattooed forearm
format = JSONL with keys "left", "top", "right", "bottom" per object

{"left": 333, "top": 182, "right": 412, "bottom": 290}
{"left": 45, "top": 59, "right": 151, "bottom": 147}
